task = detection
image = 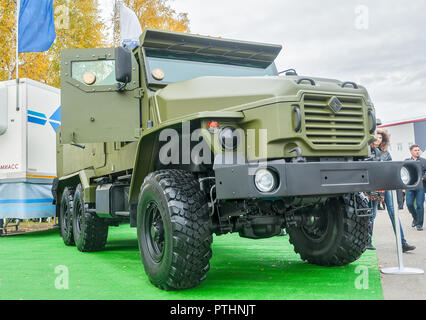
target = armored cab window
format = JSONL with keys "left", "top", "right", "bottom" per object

{"left": 145, "top": 52, "right": 278, "bottom": 84}
{"left": 71, "top": 60, "right": 116, "bottom": 86}
{"left": 140, "top": 29, "right": 282, "bottom": 86}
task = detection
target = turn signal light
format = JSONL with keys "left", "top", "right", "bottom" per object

{"left": 207, "top": 120, "right": 220, "bottom": 133}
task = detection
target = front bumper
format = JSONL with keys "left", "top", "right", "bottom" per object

{"left": 213, "top": 159, "right": 422, "bottom": 200}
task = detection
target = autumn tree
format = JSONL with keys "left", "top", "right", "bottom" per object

{"left": 0, "top": 0, "right": 18, "bottom": 81}
{"left": 46, "top": 0, "right": 107, "bottom": 87}
{"left": 0, "top": 0, "right": 190, "bottom": 87}
{"left": 113, "top": 0, "right": 190, "bottom": 45}
{"left": 0, "top": 0, "right": 107, "bottom": 87}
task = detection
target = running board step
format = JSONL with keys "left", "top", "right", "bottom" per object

{"left": 115, "top": 211, "right": 130, "bottom": 217}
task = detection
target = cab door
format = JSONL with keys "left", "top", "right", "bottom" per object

{"left": 60, "top": 48, "right": 140, "bottom": 144}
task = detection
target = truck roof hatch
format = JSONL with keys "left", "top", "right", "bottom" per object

{"left": 140, "top": 28, "right": 282, "bottom": 68}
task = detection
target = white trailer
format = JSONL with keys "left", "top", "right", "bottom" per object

{"left": 0, "top": 79, "right": 60, "bottom": 219}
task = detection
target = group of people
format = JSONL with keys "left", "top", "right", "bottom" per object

{"left": 367, "top": 128, "right": 426, "bottom": 252}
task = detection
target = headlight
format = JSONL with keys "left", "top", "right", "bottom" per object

{"left": 219, "top": 126, "right": 240, "bottom": 150}
{"left": 254, "top": 169, "right": 278, "bottom": 193}
{"left": 400, "top": 166, "right": 411, "bottom": 185}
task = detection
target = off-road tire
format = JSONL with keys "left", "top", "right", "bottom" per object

{"left": 287, "top": 193, "right": 371, "bottom": 266}
{"left": 72, "top": 184, "right": 108, "bottom": 252}
{"left": 59, "top": 187, "right": 75, "bottom": 246}
{"left": 137, "top": 169, "right": 213, "bottom": 290}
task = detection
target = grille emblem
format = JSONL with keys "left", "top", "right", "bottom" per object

{"left": 328, "top": 97, "right": 343, "bottom": 113}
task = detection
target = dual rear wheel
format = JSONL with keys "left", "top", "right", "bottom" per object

{"left": 59, "top": 184, "right": 108, "bottom": 252}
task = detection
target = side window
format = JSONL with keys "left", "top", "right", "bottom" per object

{"left": 71, "top": 60, "right": 116, "bottom": 86}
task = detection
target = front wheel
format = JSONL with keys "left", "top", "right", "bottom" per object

{"left": 137, "top": 170, "right": 213, "bottom": 290}
{"left": 287, "top": 193, "right": 371, "bottom": 266}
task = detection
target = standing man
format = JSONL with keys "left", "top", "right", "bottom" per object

{"left": 396, "top": 189, "right": 405, "bottom": 210}
{"left": 405, "top": 144, "right": 426, "bottom": 231}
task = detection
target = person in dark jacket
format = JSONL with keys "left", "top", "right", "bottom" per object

{"left": 396, "top": 189, "right": 405, "bottom": 210}
{"left": 405, "top": 144, "right": 426, "bottom": 231}
{"left": 367, "top": 129, "right": 415, "bottom": 252}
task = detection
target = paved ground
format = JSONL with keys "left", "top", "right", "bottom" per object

{"left": 374, "top": 205, "right": 426, "bottom": 300}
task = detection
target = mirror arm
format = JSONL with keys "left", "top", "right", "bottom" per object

{"left": 115, "top": 82, "right": 126, "bottom": 91}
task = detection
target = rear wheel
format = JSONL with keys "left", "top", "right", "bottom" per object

{"left": 72, "top": 184, "right": 109, "bottom": 252}
{"left": 137, "top": 170, "right": 213, "bottom": 290}
{"left": 59, "top": 187, "right": 75, "bottom": 246}
{"left": 287, "top": 193, "right": 371, "bottom": 266}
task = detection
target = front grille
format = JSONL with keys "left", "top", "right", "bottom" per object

{"left": 303, "top": 94, "right": 365, "bottom": 146}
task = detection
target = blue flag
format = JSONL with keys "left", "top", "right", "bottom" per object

{"left": 18, "top": 0, "right": 56, "bottom": 53}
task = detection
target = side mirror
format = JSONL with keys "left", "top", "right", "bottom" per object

{"left": 376, "top": 118, "right": 382, "bottom": 127}
{"left": 115, "top": 46, "right": 132, "bottom": 85}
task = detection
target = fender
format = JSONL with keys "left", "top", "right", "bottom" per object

{"left": 57, "top": 169, "right": 96, "bottom": 205}
{"left": 129, "top": 131, "right": 159, "bottom": 204}
{"left": 128, "top": 111, "right": 245, "bottom": 204}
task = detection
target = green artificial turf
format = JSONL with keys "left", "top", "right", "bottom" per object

{"left": 0, "top": 224, "right": 383, "bottom": 300}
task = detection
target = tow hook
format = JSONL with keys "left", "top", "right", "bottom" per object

{"left": 290, "top": 147, "right": 306, "bottom": 163}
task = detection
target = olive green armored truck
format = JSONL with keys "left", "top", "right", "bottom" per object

{"left": 55, "top": 29, "right": 422, "bottom": 290}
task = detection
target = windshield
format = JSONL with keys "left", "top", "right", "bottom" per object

{"left": 146, "top": 56, "right": 277, "bottom": 84}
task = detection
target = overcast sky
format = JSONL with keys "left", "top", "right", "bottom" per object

{"left": 101, "top": 0, "right": 426, "bottom": 124}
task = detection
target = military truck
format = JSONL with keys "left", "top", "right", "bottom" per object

{"left": 55, "top": 29, "right": 422, "bottom": 290}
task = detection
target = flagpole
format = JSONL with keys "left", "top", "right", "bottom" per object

{"left": 16, "top": 0, "right": 20, "bottom": 111}
{"left": 113, "top": 0, "right": 117, "bottom": 46}
{"left": 113, "top": 0, "right": 121, "bottom": 47}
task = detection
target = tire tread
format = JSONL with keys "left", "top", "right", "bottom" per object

{"left": 288, "top": 193, "right": 371, "bottom": 266}
{"left": 139, "top": 169, "right": 212, "bottom": 290}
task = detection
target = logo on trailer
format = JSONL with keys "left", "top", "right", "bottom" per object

{"left": 27, "top": 106, "right": 61, "bottom": 132}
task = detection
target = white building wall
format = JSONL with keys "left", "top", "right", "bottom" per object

{"left": 381, "top": 123, "right": 415, "bottom": 161}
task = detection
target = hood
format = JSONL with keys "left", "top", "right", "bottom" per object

{"left": 154, "top": 76, "right": 370, "bottom": 122}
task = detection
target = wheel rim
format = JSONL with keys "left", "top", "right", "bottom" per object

{"left": 145, "top": 201, "right": 165, "bottom": 263}
{"left": 74, "top": 196, "right": 83, "bottom": 235}
{"left": 61, "top": 197, "right": 69, "bottom": 234}
{"left": 300, "top": 210, "right": 330, "bottom": 243}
